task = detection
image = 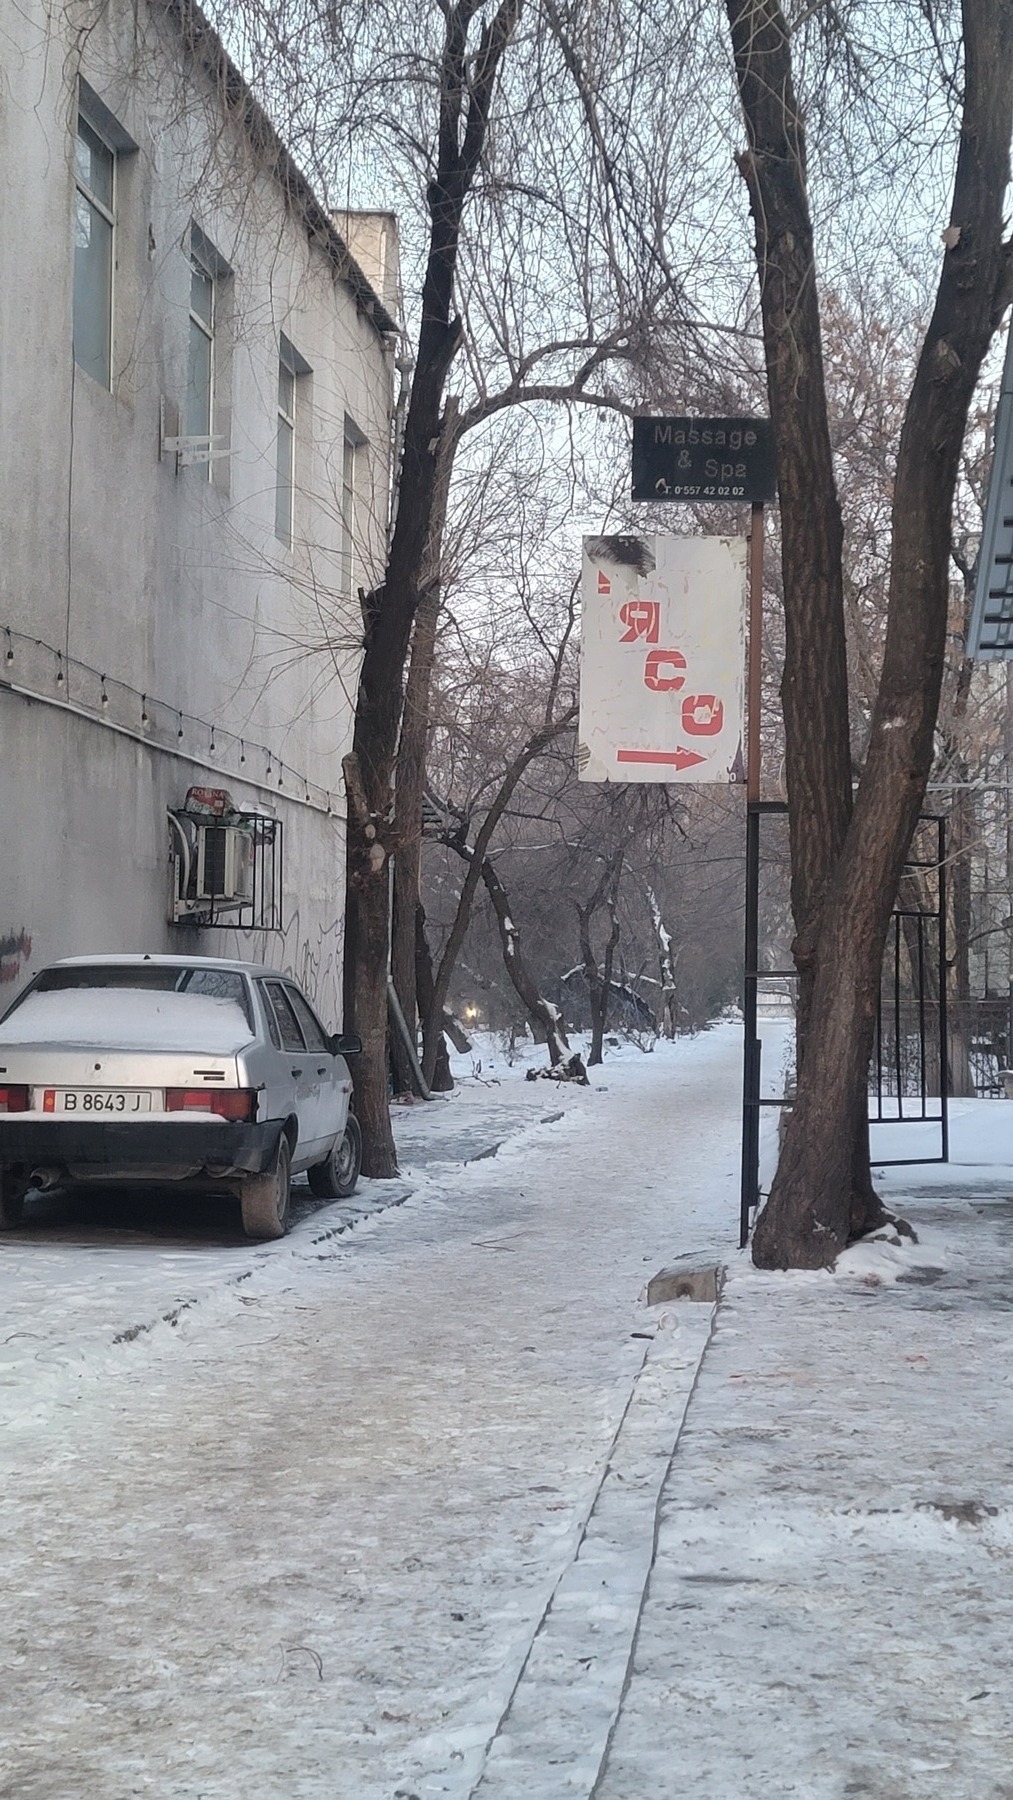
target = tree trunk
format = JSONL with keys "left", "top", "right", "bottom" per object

{"left": 725, "top": 0, "right": 879, "bottom": 1245}
{"left": 344, "top": 0, "right": 523, "bottom": 1175}
{"left": 578, "top": 859, "right": 622, "bottom": 1066}
{"left": 750, "top": 0, "right": 1013, "bottom": 1266}
{"left": 344, "top": 753, "right": 398, "bottom": 1172}
{"left": 390, "top": 584, "right": 443, "bottom": 1095}
{"left": 480, "top": 856, "right": 574, "bottom": 1064}
{"left": 725, "top": 0, "right": 854, "bottom": 1081}
{"left": 645, "top": 883, "right": 678, "bottom": 1038}
{"left": 390, "top": 401, "right": 459, "bottom": 1097}
{"left": 597, "top": 906, "right": 620, "bottom": 1061}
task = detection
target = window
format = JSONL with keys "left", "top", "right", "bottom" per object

{"left": 24, "top": 963, "right": 252, "bottom": 1028}
{"left": 340, "top": 417, "right": 366, "bottom": 598}
{"left": 187, "top": 247, "right": 215, "bottom": 448}
{"left": 286, "top": 987, "right": 330, "bottom": 1053}
{"left": 263, "top": 981, "right": 306, "bottom": 1053}
{"left": 275, "top": 336, "right": 310, "bottom": 546}
{"left": 73, "top": 115, "right": 115, "bottom": 386}
{"left": 259, "top": 986, "right": 282, "bottom": 1049}
{"left": 275, "top": 342, "right": 296, "bottom": 544}
{"left": 183, "top": 228, "right": 232, "bottom": 485}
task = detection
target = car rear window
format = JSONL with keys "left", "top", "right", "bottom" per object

{"left": 9, "top": 966, "right": 253, "bottom": 1031}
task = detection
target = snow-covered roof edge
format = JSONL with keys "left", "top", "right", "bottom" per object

{"left": 158, "top": 0, "right": 400, "bottom": 341}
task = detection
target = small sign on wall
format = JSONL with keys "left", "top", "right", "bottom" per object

{"left": 578, "top": 534, "right": 746, "bottom": 784}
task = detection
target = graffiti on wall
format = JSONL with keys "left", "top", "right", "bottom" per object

{"left": 215, "top": 910, "right": 343, "bottom": 1023}
{"left": 0, "top": 929, "right": 32, "bottom": 985}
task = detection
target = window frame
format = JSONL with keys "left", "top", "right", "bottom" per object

{"left": 285, "top": 986, "right": 330, "bottom": 1053}
{"left": 73, "top": 111, "right": 116, "bottom": 388}
{"left": 275, "top": 340, "right": 297, "bottom": 546}
{"left": 275, "top": 335, "right": 311, "bottom": 548}
{"left": 340, "top": 415, "right": 366, "bottom": 600}
{"left": 186, "top": 242, "right": 216, "bottom": 465}
{"left": 261, "top": 980, "right": 308, "bottom": 1053}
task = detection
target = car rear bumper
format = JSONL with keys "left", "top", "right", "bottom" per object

{"left": 0, "top": 1117, "right": 285, "bottom": 1182}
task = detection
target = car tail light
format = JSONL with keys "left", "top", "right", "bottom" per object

{"left": 165, "top": 1089, "right": 256, "bottom": 1121}
{"left": 0, "top": 1085, "right": 29, "bottom": 1113}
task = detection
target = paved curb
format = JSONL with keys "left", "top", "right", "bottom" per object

{"left": 422, "top": 1298, "right": 720, "bottom": 1799}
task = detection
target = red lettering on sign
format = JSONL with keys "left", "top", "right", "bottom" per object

{"left": 597, "top": 570, "right": 612, "bottom": 595}
{"left": 618, "top": 600, "right": 660, "bottom": 644}
{"left": 617, "top": 748, "right": 706, "bottom": 771}
{"left": 681, "top": 694, "right": 724, "bottom": 736}
{"left": 643, "top": 649, "right": 687, "bottom": 693}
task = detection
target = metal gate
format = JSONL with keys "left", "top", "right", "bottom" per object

{"left": 870, "top": 815, "right": 949, "bottom": 1166}
{"left": 740, "top": 807, "right": 949, "bottom": 1245}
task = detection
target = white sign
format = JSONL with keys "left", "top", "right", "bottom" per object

{"left": 578, "top": 534, "right": 746, "bottom": 783}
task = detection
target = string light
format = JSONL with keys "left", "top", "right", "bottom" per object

{"left": 0, "top": 626, "right": 333, "bottom": 809}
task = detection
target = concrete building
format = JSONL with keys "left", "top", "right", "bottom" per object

{"left": 0, "top": 0, "right": 399, "bottom": 1024}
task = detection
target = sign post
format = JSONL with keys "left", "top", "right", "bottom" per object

{"left": 624, "top": 417, "right": 774, "bottom": 1246}
{"left": 741, "top": 501, "right": 766, "bottom": 1246}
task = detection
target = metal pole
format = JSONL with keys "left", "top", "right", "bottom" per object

{"left": 740, "top": 504, "right": 764, "bottom": 1248}
{"left": 938, "top": 817, "right": 950, "bottom": 1161}
{"left": 894, "top": 912, "right": 903, "bottom": 1116}
{"left": 747, "top": 505, "right": 764, "bottom": 804}
{"left": 740, "top": 806, "right": 761, "bottom": 1247}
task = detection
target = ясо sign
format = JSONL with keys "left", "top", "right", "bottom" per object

{"left": 578, "top": 534, "right": 746, "bottom": 785}
{"left": 632, "top": 416, "right": 776, "bottom": 503}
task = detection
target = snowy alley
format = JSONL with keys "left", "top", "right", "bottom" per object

{"left": 2, "top": 1023, "right": 1013, "bottom": 1798}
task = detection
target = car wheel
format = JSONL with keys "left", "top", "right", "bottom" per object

{"left": 307, "top": 1113, "right": 361, "bottom": 1201}
{"left": 0, "top": 1170, "right": 26, "bottom": 1230}
{"left": 240, "top": 1135, "right": 292, "bottom": 1241}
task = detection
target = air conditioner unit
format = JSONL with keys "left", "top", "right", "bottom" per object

{"left": 195, "top": 825, "right": 253, "bottom": 903}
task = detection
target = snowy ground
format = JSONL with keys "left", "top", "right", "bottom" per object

{"left": 2, "top": 1024, "right": 1013, "bottom": 1797}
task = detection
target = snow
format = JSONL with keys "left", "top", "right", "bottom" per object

{"left": 0, "top": 986, "right": 253, "bottom": 1052}
{"left": 2, "top": 1022, "right": 1013, "bottom": 1796}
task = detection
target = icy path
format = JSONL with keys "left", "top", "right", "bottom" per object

{"left": 598, "top": 1138, "right": 1013, "bottom": 1799}
{"left": 0, "top": 1030, "right": 742, "bottom": 1799}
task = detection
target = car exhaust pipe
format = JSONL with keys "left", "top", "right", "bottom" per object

{"left": 29, "top": 1167, "right": 61, "bottom": 1191}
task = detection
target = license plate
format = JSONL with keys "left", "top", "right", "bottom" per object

{"left": 42, "top": 1090, "right": 155, "bottom": 1114}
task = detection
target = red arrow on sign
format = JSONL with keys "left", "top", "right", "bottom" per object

{"left": 616, "top": 747, "right": 707, "bottom": 771}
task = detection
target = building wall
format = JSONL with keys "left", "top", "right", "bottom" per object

{"left": 0, "top": 0, "right": 396, "bottom": 1024}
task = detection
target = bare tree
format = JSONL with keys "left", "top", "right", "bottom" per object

{"left": 421, "top": 647, "right": 579, "bottom": 1081}
{"left": 331, "top": 0, "right": 710, "bottom": 1169}
{"left": 725, "top": 0, "right": 1013, "bottom": 1266}
{"left": 576, "top": 851, "right": 623, "bottom": 1065}
{"left": 645, "top": 882, "right": 679, "bottom": 1039}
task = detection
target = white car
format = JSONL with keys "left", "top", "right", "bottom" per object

{"left": 0, "top": 955, "right": 362, "bottom": 1239}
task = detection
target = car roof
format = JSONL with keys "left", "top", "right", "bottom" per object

{"left": 46, "top": 954, "right": 290, "bottom": 981}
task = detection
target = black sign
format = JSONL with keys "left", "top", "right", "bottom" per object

{"left": 632, "top": 416, "right": 776, "bottom": 503}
